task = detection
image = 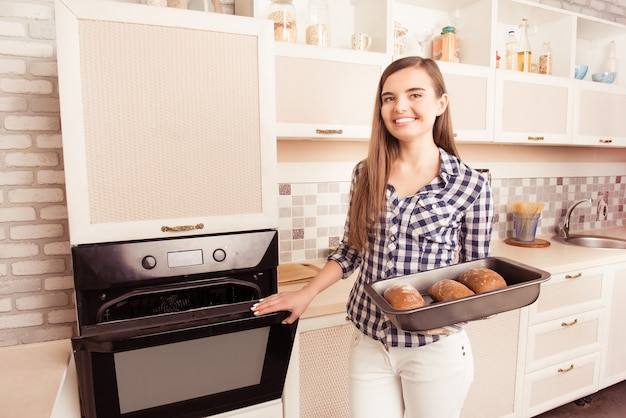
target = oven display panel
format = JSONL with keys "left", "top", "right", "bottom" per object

{"left": 167, "top": 249, "right": 203, "bottom": 268}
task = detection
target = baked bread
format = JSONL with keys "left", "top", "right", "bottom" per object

{"left": 458, "top": 267, "right": 507, "bottom": 294}
{"left": 428, "top": 279, "right": 475, "bottom": 302}
{"left": 383, "top": 283, "right": 426, "bottom": 310}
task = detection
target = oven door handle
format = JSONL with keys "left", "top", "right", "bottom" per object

{"left": 73, "top": 310, "right": 293, "bottom": 353}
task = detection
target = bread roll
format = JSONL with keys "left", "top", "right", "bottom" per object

{"left": 458, "top": 267, "right": 507, "bottom": 294}
{"left": 383, "top": 283, "right": 426, "bottom": 310}
{"left": 428, "top": 279, "right": 475, "bottom": 302}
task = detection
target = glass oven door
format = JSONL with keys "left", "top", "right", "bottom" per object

{"left": 72, "top": 311, "right": 296, "bottom": 418}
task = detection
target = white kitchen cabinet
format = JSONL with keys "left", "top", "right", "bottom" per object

{"left": 601, "top": 263, "right": 626, "bottom": 388}
{"left": 440, "top": 62, "right": 495, "bottom": 143}
{"left": 237, "top": 0, "right": 625, "bottom": 146}
{"left": 521, "top": 266, "right": 610, "bottom": 417}
{"left": 573, "top": 82, "right": 626, "bottom": 147}
{"left": 274, "top": 43, "right": 389, "bottom": 140}
{"left": 494, "top": 71, "right": 574, "bottom": 144}
{"left": 56, "top": 0, "right": 278, "bottom": 244}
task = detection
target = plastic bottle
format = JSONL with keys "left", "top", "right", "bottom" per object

{"left": 517, "top": 18, "right": 532, "bottom": 72}
{"left": 538, "top": 41, "right": 552, "bottom": 75}
{"left": 306, "top": 0, "right": 330, "bottom": 47}
{"left": 505, "top": 30, "right": 518, "bottom": 70}
{"left": 605, "top": 40, "right": 619, "bottom": 82}
{"left": 268, "top": 0, "right": 297, "bottom": 43}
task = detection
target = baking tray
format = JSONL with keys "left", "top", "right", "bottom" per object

{"left": 364, "top": 257, "right": 550, "bottom": 332}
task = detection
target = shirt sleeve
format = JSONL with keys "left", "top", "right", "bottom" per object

{"left": 459, "top": 175, "right": 493, "bottom": 262}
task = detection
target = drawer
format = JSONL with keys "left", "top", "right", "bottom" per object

{"left": 523, "top": 351, "right": 601, "bottom": 417}
{"left": 529, "top": 268, "right": 605, "bottom": 324}
{"left": 526, "top": 308, "right": 605, "bottom": 373}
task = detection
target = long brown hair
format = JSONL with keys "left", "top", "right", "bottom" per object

{"left": 347, "top": 57, "right": 460, "bottom": 253}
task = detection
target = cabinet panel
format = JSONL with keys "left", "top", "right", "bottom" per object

{"left": 275, "top": 45, "right": 388, "bottom": 139}
{"left": 526, "top": 309, "right": 604, "bottom": 373}
{"left": 573, "top": 83, "right": 626, "bottom": 146}
{"left": 494, "top": 72, "right": 573, "bottom": 144}
{"left": 524, "top": 352, "right": 601, "bottom": 417}
{"left": 441, "top": 63, "right": 495, "bottom": 142}
{"left": 528, "top": 269, "right": 605, "bottom": 324}
{"left": 602, "top": 266, "right": 626, "bottom": 388}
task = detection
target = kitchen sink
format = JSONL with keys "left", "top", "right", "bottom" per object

{"left": 553, "top": 234, "right": 626, "bottom": 249}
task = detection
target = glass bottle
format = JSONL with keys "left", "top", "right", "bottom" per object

{"left": 605, "top": 40, "right": 619, "bottom": 74}
{"left": 268, "top": 0, "right": 297, "bottom": 43}
{"left": 517, "top": 18, "right": 532, "bottom": 72}
{"left": 306, "top": 0, "right": 330, "bottom": 47}
{"left": 538, "top": 41, "right": 552, "bottom": 75}
{"left": 505, "top": 30, "right": 518, "bottom": 71}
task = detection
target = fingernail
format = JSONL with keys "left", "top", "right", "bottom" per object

{"left": 251, "top": 303, "right": 258, "bottom": 309}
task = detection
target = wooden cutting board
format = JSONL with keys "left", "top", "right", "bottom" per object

{"left": 278, "top": 263, "right": 321, "bottom": 285}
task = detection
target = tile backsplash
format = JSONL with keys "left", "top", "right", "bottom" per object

{"left": 278, "top": 175, "right": 625, "bottom": 263}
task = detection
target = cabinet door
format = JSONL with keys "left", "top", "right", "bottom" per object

{"left": 440, "top": 63, "right": 495, "bottom": 142}
{"left": 275, "top": 44, "right": 388, "bottom": 140}
{"left": 601, "top": 264, "right": 626, "bottom": 388}
{"left": 494, "top": 71, "right": 574, "bottom": 145}
{"left": 573, "top": 82, "right": 626, "bottom": 147}
{"left": 523, "top": 351, "right": 601, "bottom": 417}
{"left": 56, "top": 0, "right": 277, "bottom": 244}
{"left": 462, "top": 310, "right": 519, "bottom": 418}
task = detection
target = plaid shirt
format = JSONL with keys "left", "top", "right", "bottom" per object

{"left": 329, "top": 148, "right": 493, "bottom": 347}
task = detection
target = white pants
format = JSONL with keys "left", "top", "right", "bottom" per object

{"left": 349, "top": 328, "right": 474, "bottom": 418}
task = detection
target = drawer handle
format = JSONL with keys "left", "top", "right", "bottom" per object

{"left": 161, "top": 223, "right": 205, "bottom": 232}
{"left": 315, "top": 129, "right": 344, "bottom": 135}
{"left": 599, "top": 139, "right": 613, "bottom": 144}
{"left": 565, "top": 272, "right": 582, "bottom": 279}
{"left": 561, "top": 319, "right": 578, "bottom": 327}
{"left": 558, "top": 364, "right": 574, "bottom": 373}
{"left": 528, "top": 136, "right": 544, "bottom": 141}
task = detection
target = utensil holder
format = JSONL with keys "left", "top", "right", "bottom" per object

{"left": 513, "top": 213, "right": 540, "bottom": 242}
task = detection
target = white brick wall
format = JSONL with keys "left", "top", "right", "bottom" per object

{"left": 0, "top": 0, "right": 624, "bottom": 347}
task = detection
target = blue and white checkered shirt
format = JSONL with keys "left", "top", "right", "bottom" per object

{"left": 329, "top": 148, "right": 493, "bottom": 347}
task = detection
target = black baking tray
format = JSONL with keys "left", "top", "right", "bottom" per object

{"left": 364, "top": 257, "right": 550, "bottom": 331}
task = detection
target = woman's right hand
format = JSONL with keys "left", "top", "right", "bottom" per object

{"left": 251, "top": 259, "right": 344, "bottom": 324}
{"left": 251, "top": 287, "right": 317, "bottom": 324}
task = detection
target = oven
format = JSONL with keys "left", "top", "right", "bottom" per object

{"left": 70, "top": 229, "right": 296, "bottom": 418}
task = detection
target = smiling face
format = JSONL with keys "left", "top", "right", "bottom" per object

{"left": 380, "top": 66, "right": 448, "bottom": 144}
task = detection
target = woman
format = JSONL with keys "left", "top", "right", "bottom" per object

{"left": 252, "top": 56, "right": 493, "bottom": 418}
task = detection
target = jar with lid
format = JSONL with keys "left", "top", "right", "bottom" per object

{"left": 538, "top": 41, "right": 552, "bottom": 75}
{"left": 268, "top": 0, "right": 297, "bottom": 43}
{"left": 433, "top": 26, "right": 459, "bottom": 63}
{"left": 305, "top": 0, "right": 330, "bottom": 47}
{"left": 505, "top": 30, "right": 518, "bottom": 70}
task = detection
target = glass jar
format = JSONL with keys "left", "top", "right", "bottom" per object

{"left": 538, "top": 41, "right": 552, "bottom": 75}
{"left": 268, "top": 0, "right": 297, "bottom": 43}
{"left": 306, "top": 0, "right": 330, "bottom": 47}
{"left": 433, "top": 26, "right": 459, "bottom": 62}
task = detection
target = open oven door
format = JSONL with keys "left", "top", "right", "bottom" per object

{"left": 72, "top": 309, "right": 297, "bottom": 418}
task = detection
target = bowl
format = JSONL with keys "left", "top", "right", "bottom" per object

{"left": 574, "top": 64, "right": 588, "bottom": 80}
{"left": 591, "top": 71, "right": 616, "bottom": 84}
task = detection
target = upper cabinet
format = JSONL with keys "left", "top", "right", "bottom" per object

{"left": 236, "top": 0, "right": 624, "bottom": 145}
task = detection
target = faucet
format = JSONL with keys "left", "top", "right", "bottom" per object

{"left": 558, "top": 198, "right": 592, "bottom": 238}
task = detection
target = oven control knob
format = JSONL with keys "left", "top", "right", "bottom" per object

{"left": 212, "top": 248, "right": 226, "bottom": 262}
{"left": 141, "top": 255, "right": 157, "bottom": 270}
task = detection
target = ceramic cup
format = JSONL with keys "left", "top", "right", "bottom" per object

{"left": 351, "top": 33, "right": 372, "bottom": 51}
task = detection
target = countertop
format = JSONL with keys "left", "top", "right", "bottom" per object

{"left": 279, "top": 226, "right": 626, "bottom": 319}
{"left": 3, "top": 227, "right": 625, "bottom": 418}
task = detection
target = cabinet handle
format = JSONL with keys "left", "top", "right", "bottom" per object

{"left": 557, "top": 364, "right": 574, "bottom": 373}
{"left": 315, "top": 129, "right": 343, "bottom": 135}
{"left": 161, "top": 223, "right": 204, "bottom": 232}
{"left": 527, "top": 136, "right": 544, "bottom": 141}
{"left": 561, "top": 318, "right": 578, "bottom": 327}
{"left": 565, "top": 272, "right": 582, "bottom": 279}
{"left": 599, "top": 138, "right": 613, "bottom": 144}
